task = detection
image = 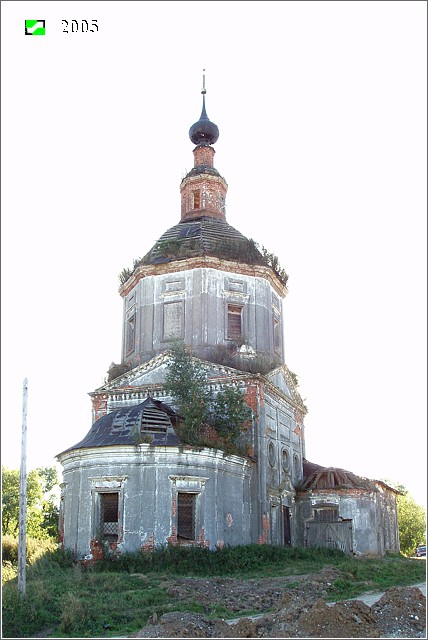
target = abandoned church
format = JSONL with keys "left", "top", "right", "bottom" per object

{"left": 56, "top": 81, "right": 400, "bottom": 559}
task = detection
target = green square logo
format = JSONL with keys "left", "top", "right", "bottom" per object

{"left": 25, "top": 20, "right": 46, "bottom": 35}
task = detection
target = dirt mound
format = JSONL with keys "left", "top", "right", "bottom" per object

{"left": 128, "top": 581, "right": 426, "bottom": 639}
{"left": 372, "top": 585, "right": 426, "bottom": 638}
{"left": 262, "top": 598, "right": 380, "bottom": 638}
{"left": 130, "top": 612, "right": 232, "bottom": 637}
{"left": 162, "top": 566, "right": 343, "bottom": 614}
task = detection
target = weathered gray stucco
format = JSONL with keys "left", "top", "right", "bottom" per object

{"left": 57, "top": 360, "right": 308, "bottom": 557}
{"left": 57, "top": 90, "right": 400, "bottom": 561}
{"left": 57, "top": 349, "right": 399, "bottom": 558}
{"left": 294, "top": 485, "right": 400, "bottom": 556}
{"left": 121, "top": 267, "right": 285, "bottom": 367}
{"left": 59, "top": 445, "right": 252, "bottom": 558}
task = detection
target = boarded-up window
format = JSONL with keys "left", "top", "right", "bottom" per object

{"left": 100, "top": 492, "right": 119, "bottom": 540}
{"left": 227, "top": 305, "right": 242, "bottom": 340}
{"left": 313, "top": 508, "right": 339, "bottom": 522}
{"left": 193, "top": 190, "right": 201, "bottom": 209}
{"left": 163, "top": 302, "right": 183, "bottom": 340}
{"left": 177, "top": 493, "right": 196, "bottom": 540}
{"left": 126, "top": 314, "right": 136, "bottom": 354}
{"left": 274, "top": 317, "right": 281, "bottom": 354}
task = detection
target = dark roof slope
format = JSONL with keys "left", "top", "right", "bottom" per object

{"left": 299, "top": 459, "right": 399, "bottom": 493}
{"left": 57, "top": 398, "right": 181, "bottom": 456}
{"left": 141, "top": 217, "right": 265, "bottom": 266}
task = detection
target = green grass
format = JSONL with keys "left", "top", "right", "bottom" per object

{"left": 2, "top": 543, "right": 426, "bottom": 638}
{"left": 326, "top": 553, "right": 427, "bottom": 601}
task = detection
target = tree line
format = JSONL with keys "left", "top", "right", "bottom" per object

{"left": 2, "top": 465, "right": 59, "bottom": 539}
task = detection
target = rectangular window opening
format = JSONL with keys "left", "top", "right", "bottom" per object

{"left": 177, "top": 492, "right": 196, "bottom": 541}
{"left": 192, "top": 190, "right": 201, "bottom": 209}
{"left": 274, "top": 317, "right": 281, "bottom": 354}
{"left": 313, "top": 507, "right": 338, "bottom": 523}
{"left": 100, "top": 492, "right": 119, "bottom": 541}
{"left": 126, "top": 314, "right": 136, "bottom": 354}
{"left": 227, "top": 304, "right": 242, "bottom": 340}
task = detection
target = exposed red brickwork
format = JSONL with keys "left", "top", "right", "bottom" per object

{"left": 82, "top": 538, "right": 121, "bottom": 567}
{"left": 257, "top": 514, "right": 270, "bottom": 544}
{"left": 141, "top": 533, "right": 155, "bottom": 553}
{"left": 294, "top": 408, "right": 304, "bottom": 435}
{"left": 172, "top": 494, "right": 177, "bottom": 517}
{"left": 92, "top": 394, "right": 108, "bottom": 421}
{"left": 180, "top": 173, "right": 228, "bottom": 222}
{"left": 193, "top": 145, "right": 215, "bottom": 167}
{"left": 197, "top": 528, "right": 210, "bottom": 548}
{"left": 245, "top": 384, "right": 262, "bottom": 416}
{"left": 90, "top": 538, "right": 104, "bottom": 561}
{"left": 294, "top": 408, "right": 303, "bottom": 425}
{"left": 167, "top": 526, "right": 178, "bottom": 545}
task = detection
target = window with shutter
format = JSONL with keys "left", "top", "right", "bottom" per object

{"left": 126, "top": 314, "right": 135, "bottom": 354}
{"left": 227, "top": 305, "right": 242, "bottom": 340}
{"left": 192, "top": 190, "right": 201, "bottom": 209}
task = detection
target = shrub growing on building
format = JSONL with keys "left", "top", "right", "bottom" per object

{"left": 164, "top": 340, "right": 252, "bottom": 450}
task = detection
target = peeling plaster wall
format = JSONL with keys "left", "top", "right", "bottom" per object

{"left": 122, "top": 267, "right": 285, "bottom": 367}
{"left": 58, "top": 446, "right": 252, "bottom": 559}
{"left": 294, "top": 488, "right": 400, "bottom": 556}
{"left": 249, "top": 386, "right": 302, "bottom": 547}
{"left": 63, "top": 370, "right": 306, "bottom": 557}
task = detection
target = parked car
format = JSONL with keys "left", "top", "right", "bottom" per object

{"left": 415, "top": 544, "right": 426, "bottom": 557}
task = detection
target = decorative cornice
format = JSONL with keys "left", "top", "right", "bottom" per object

{"left": 57, "top": 443, "right": 252, "bottom": 468}
{"left": 265, "top": 364, "right": 308, "bottom": 413}
{"left": 119, "top": 256, "right": 288, "bottom": 298}
{"left": 91, "top": 352, "right": 171, "bottom": 393}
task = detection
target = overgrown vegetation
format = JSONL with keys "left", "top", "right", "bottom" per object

{"left": 119, "top": 237, "right": 288, "bottom": 288}
{"left": 204, "top": 342, "right": 282, "bottom": 375}
{"left": 106, "top": 361, "right": 133, "bottom": 382}
{"left": 2, "top": 542, "right": 426, "bottom": 638}
{"left": 396, "top": 487, "right": 426, "bottom": 556}
{"left": 106, "top": 344, "right": 284, "bottom": 384}
{"left": 2, "top": 466, "right": 59, "bottom": 539}
{"left": 379, "top": 480, "right": 427, "bottom": 557}
{"left": 163, "top": 340, "right": 252, "bottom": 452}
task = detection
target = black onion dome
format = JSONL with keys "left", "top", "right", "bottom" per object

{"left": 57, "top": 398, "right": 181, "bottom": 454}
{"left": 189, "top": 94, "right": 219, "bottom": 146}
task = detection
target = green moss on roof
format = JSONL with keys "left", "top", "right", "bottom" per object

{"left": 119, "top": 219, "right": 288, "bottom": 288}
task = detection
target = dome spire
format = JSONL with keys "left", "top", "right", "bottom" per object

{"left": 189, "top": 70, "right": 219, "bottom": 146}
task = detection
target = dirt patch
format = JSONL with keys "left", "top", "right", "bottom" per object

{"left": 128, "top": 570, "right": 426, "bottom": 638}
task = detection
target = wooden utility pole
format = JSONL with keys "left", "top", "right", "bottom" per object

{"left": 18, "top": 378, "right": 28, "bottom": 597}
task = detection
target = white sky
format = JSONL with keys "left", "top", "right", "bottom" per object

{"left": 2, "top": 1, "right": 427, "bottom": 507}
